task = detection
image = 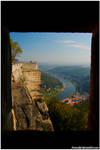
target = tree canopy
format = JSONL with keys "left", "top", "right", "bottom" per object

{"left": 46, "top": 96, "right": 89, "bottom": 131}
{"left": 10, "top": 39, "right": 23, "bottom": 63}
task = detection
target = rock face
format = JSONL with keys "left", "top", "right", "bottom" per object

{"left": 12, "top": 63, "right": 23, "bottom": 82}
{"left": 11, "top": 62, "right": 54, "bottom": 131}
{"left": 12, "top": 62, "right": 42, "bottom": 100}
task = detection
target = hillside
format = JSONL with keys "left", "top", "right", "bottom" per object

{"left": 48, "top": 65, "right": 90, "bottom": 94}
{"left": 47, "top": 96, "right": 89, "bottom": 131}
{"left": 41, "top": 71, "right": 64, "bottom": 98}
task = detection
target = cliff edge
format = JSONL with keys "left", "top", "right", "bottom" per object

{"left": 11, "top": 62, "right": 54, "bottom": 131}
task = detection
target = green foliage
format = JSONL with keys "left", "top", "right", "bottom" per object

{"left": 68, "top": 93, "right": 75, "bottom": 97}
{"left": 41, "top": 71, "right": 63, "bottom": 89}
{"left": 42, "top": 123, "right": 48, "bottom": 131}
{"left": 41, "top": 71, "right": 63, "bottom": 98}
{"left": 47, "top": 97, "right": 89, "bottom": 131}
{"left": 10, "top": 38, "right": 23, "bottom": 63}
{"left": 37, "top": 98, "right": 44, "bottom": 103}
{"left": 20, "top": 76, "right": 25, "bottom": 83}
{"left": 48, "top": 66, "right": 90, "bottom": 94}
{"left": 41, "top": 88, "right": 62, "bottom": 98}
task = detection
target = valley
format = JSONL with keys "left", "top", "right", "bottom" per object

{"left": 39, "top": 64, "right": 90, "bottom": 102}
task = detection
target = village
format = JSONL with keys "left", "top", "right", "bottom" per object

{"left": 62, "top": 93, "right": 89, "bottom": 107}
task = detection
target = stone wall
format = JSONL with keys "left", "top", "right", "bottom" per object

{"left": 11, "top": 62, "right": 54, "bottom": 131}
{"left": 2, "top": 27, "right": 13, "bottom": 133}
{"left": 88, "top": 25, "right": 99, "bottom": 131}
{"left": 12, "top": 62, "right": 42, "bottom": 100}
{"left": 12, "top": 63, "right": 23, "bottom": 82}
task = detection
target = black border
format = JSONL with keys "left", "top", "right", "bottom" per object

{"left": 1, "top": 1, "right": 99, "bottom": 149}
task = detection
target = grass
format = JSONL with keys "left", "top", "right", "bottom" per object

{"left": 41, "top": 86, "right": 64, "bottom": 99}
{"left": 20, "top": 76, "right": 25, "bottom": 83}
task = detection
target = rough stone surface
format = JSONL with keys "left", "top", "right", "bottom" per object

{"left": 11, "top": 62, "right": 54, "bottom": 131}
{"left": 12, "top": 84, "right": 54, "bottom": 131}
{"left": 12, "top": 62, "right": 42, "bottom": 100}
{"left": 36, "top": 101, "right": 49, "bottom": 113}
{"left": 12, "top": 63, "right": 23, "bottom": 82}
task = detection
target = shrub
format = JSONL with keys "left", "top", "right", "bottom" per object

{"left": 47, "top": 97, "right": 89, "bottom": 131}
{"left": 37, "top": 98, "right": 44, "bottom": 103}
{"left": 20, "top": 76, "right": 25, "bottom": 83}
{"left": 42, "top": 123, "right": 48, "bottom": 131}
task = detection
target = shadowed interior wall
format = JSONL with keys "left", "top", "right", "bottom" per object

{"left": 2, "top": 27, "right": 13, "bottom": 133}
{"left": 88, "top": 27, "right": 99, "bottom": 131}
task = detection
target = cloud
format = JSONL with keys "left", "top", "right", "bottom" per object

{"left": 56, "top": 40, "right": 90, "bottom": 50}
{"left": 56, "top": 40, "right": 75, "bottom": 44}
{"left": 68, "top": 43, "right": 90, "bottom": 50}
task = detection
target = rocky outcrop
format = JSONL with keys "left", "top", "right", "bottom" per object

{"left": 12, "top": 62, "right": 42, "bottom": 100}
{"left": 11, "top": 62, "right": 54, "bottom": 131}
{"left": 12, "top": 63, "right": 23, "bottom": 82}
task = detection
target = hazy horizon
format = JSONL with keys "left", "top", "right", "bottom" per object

{"left": 10, "top": 32, "right": 92, "bottom": 65}
{"left": 39, "top": 61, "right": 91, "bottom": 66}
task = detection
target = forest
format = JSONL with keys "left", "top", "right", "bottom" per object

{"left": 47, "top": 65, "right": 90, "bottom": 94}
{"left": 41, "top": 71, "right": 63, "bottom": 98}
{"left": 40, "top": 65, "right": 90, "bottom": 131}
{"left": 44, "top": 96, "right": 89, "bottom": 131}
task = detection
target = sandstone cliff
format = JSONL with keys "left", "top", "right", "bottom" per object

{"left": 11, "top": 62, "right": 54, "bottom": 131}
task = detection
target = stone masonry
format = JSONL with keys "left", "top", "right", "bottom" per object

{"left": 12, "top": 62, "right": 42, "bottom": 100}
{"left": 11, "top": 62, "right": 54, "bottom": 131}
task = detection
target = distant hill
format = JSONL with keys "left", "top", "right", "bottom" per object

{"left": 39, "top": 63, "right": 58, "bottom": 72}
{"left": 48, "top": 65, "right": 90, "bottom": 75}
{"left": 47, "top": 65, "right": 90, "bottom": 94}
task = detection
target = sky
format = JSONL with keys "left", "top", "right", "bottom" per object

{"left": 10, "top": 32, "right": 92, "bottom": 65}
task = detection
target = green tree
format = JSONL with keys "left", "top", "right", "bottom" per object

{"left": 47, "top": 96, "right": 89, "bottom": 131}
{"left": 10, "top": 38, "right": 23, "bottom": 63}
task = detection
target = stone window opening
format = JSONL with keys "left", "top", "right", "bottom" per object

{"left": 3, "top": 29, "right": 98, "bottom": 132}
{"left": 2, "top": 1, "right": 99, "bottom": 148}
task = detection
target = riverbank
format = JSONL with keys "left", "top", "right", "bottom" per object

{"left": 41, "top": 75, "right": 76, "bottom": 100}
{"left": 57, "top": 79, "right": 76, "bottom": 100}
{"left": 62, "top": 82, "right": 66, "bottom": 90}
{"left": 41, "top": 84, "right": 65, "bottom": 99}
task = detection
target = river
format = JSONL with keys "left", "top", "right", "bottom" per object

{"left": 46, "top": 72, "right": 76, "bottom": 100}
{"left": 56, "top": 77, "right": 76, "bottom": 100}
